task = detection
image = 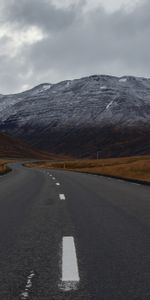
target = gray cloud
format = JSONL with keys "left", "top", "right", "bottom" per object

{"left": 0, "top": 0, "right": 150, "bottom": 94}
{"left": 1, "top": 0, "right": 79, "bottom": 32}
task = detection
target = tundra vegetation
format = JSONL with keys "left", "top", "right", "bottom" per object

{"left": 0, "top": 160, "right": 11, "bottom": 175}
{"left": 25, "top": 155, "right": 150, "bottom": 184}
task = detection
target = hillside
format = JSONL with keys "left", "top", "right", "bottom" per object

{"left": 0, "top": 133, "right": 52, "bottom": 159}
{"left": 0, "top": 75, "right": 150, "bottom": 158}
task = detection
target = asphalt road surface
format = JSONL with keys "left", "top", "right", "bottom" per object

{"left": 0, "top": 165, "right": 150, "bottom": 299}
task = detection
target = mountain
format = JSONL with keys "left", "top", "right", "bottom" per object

{"left": 0, "top": 133, "right": 53, "bottom": 159}
{"left": 0, "top": 75, "right": 150, "bottom": 158}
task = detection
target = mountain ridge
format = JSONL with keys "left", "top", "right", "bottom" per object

{"left": 1, "top": 74, "right": 150, "bottom": 96}
{"left": 0, "top": 74, "right": 150, "bottom": 158}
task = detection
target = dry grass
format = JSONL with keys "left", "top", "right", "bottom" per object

{"left": 0, "top": 160, "right": 11, "bottom": 175}
{"left": 26, "top": 155, "right": 150, "bottom": 183}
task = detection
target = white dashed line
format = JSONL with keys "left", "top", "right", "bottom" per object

{"left": 20, "top": 270, "right": 35, "bottom": 299}
{"left": 131, "top": 182, "right": 141, "bottom": 186}
{"left": 59, "top": 236, "right": 80, "bottom": 291}
{"left": 52, "top": 177, "right": 56, "bottom": 180}
{"left": 59, "top": 194, "right": 66, "bottom": 200}
{"left": 56, "top": 183, "right": 60, "bottom": 186}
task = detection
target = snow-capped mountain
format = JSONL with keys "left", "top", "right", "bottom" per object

{"left": 0, "top": 75, "right": 150, "bottom": 158}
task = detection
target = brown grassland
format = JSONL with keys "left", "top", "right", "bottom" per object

{"left": 25, "top": 155, "right": 150, "bottom": 183}
{"left": 0, "top": 160, "right": 11, "bottom": 175}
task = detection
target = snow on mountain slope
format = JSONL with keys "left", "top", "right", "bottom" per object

{"left": 0, "top": 75, "right": 150, "bottom": 158}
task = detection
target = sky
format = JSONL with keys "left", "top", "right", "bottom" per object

{"left": 0, "top": 0, "right": 149, "bottom": 94}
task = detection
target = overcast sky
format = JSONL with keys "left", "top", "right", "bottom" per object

{"left": 0, "top": 0, "right": 149, "bottom": 94}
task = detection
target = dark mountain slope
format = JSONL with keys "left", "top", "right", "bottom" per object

{"left": 0, "top": 75, "right": 150, "bottom": 158}
{"left": 0, "top": 133, "right": 52, "bottom": 159}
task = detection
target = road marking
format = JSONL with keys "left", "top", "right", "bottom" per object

{"left": 117, "top": 179, "right": 124, "bottom": 183}
{"left": 56, "top": 183, "right": 60, "bottom": 186}
{"left": 59, "top": 236, "right": 80, "bottom": 291}
{"left": 59, "top": 194, "right": 66, "bottom": 200}
{"left": 52, "top": 177, "right": 56, "bottom": 180}
{"left": 20, "top": 270, "right": 35, "bottom": 299}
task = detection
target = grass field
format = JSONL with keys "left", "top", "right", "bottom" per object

{"left": 26, "top": 155, "right": 150, "bottom": 183}
{"left": 0, "top": 160, "right": 11, "bottom": 175}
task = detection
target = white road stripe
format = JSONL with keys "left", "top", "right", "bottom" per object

{"left": 117, "top": 179, "right": 124, "bottom": 183}
{"left": 56, "top": 183, "right": 60, "bottom": 186}
{"left": 20, "top": 270, "right": 35, "bottom": 299}
{"left": 60, "top": 237, "right": 80, "bottom": 291}
{"left": 52, "top": 177, "right": 56, "bottom": 180}
{"left": 59, "top": 194, "right": 66, "bottom": 200}
{"left": 131, "top": 182, "right": 140, "bottom": 186}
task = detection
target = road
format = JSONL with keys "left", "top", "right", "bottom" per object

{"left": 0, "top": 165, "right": 150, "bottom": 299}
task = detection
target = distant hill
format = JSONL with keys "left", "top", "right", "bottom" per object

{"left": 0, "top": 75, "right": 150, "bottom": 158}
{"left": 0, "top": 133, "right": 53, "bottom": 159}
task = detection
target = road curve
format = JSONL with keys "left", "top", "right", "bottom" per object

{"left": 0, "top": 165, "right": 150, "bottom": 299}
